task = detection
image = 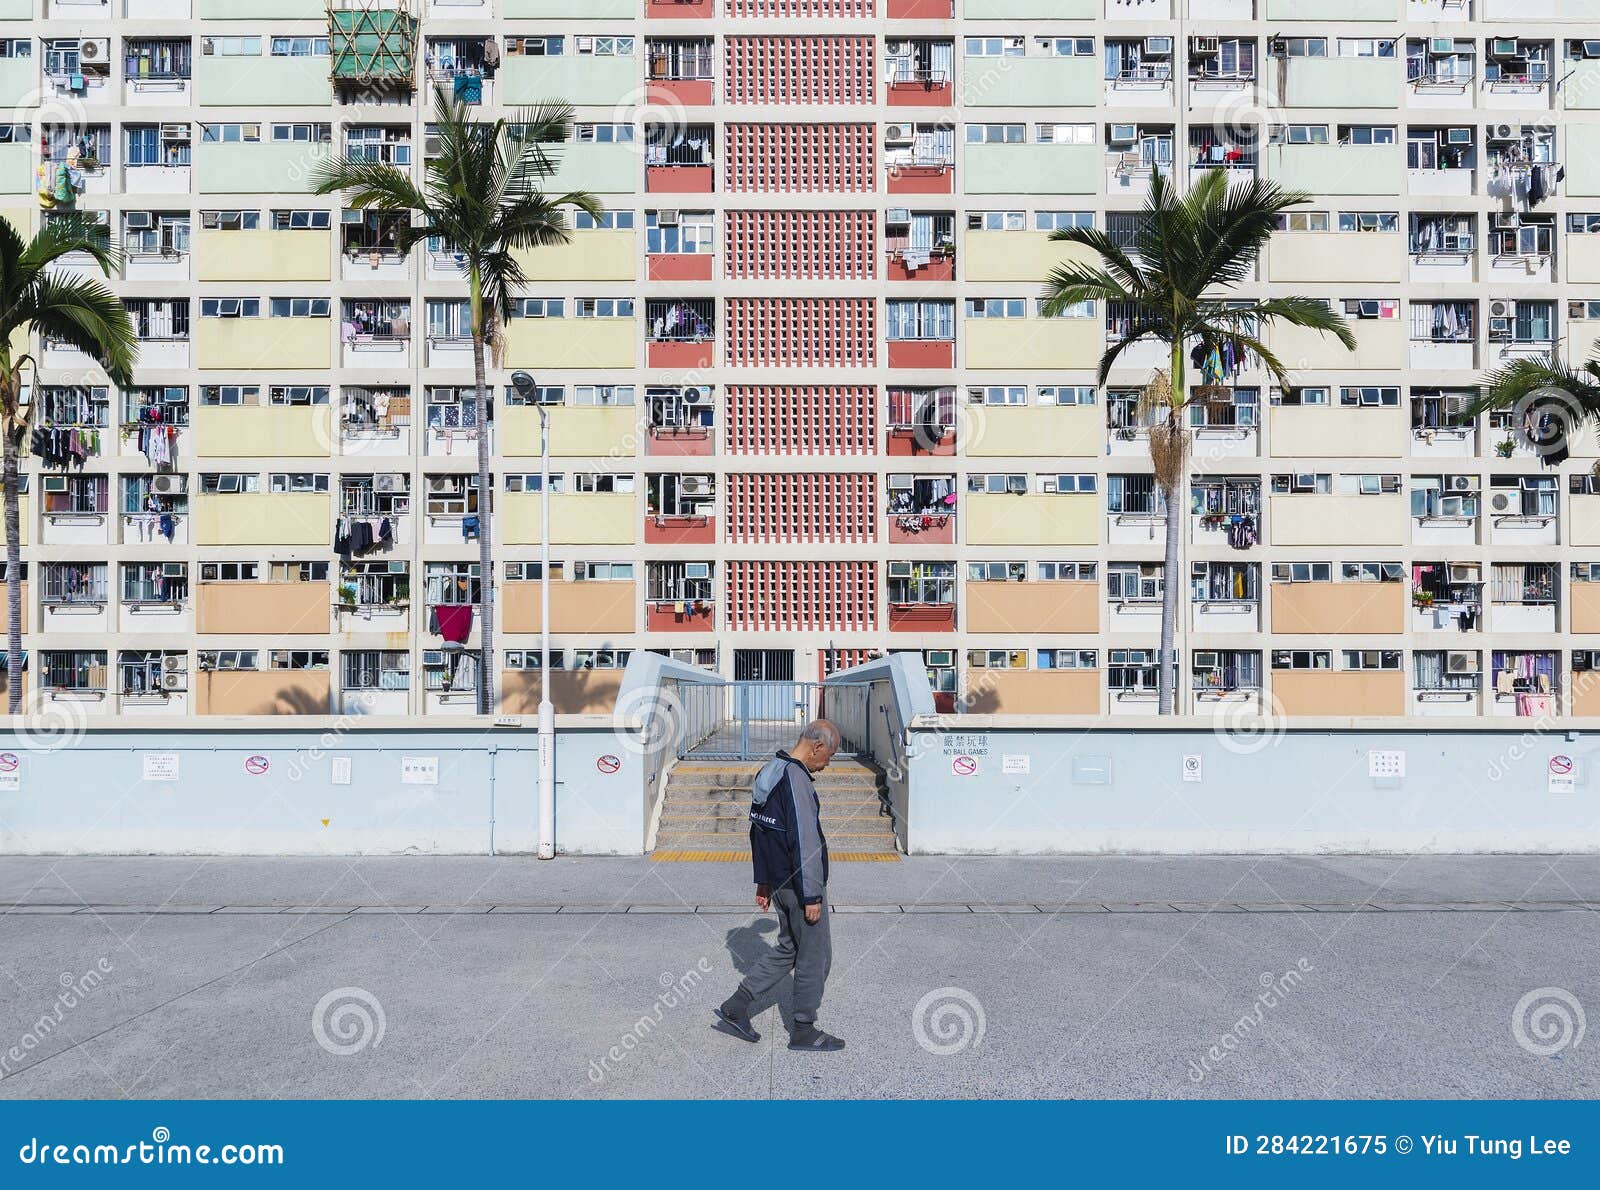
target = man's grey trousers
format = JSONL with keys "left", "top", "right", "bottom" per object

{"left": 737, "top": 889, "right": 832, "bottom": 1024}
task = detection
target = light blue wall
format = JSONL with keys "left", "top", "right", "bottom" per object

{"left": 0, "top": 728, "right": 646, "bottom": 855}
{"left": 905, "top": 727, "right": 1600, "bottom": 854}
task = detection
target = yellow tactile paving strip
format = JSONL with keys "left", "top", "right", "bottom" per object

{"left": 652, "top": 850, "right": 899, "bottom": 863}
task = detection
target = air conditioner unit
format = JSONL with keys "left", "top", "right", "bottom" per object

{"left": 427, "top": 476, "right": 456, "bottom": 493}
{"left": 926, "top": 650, "right": 954, "bottom": 667}
{"left": 161, "top": 672, "right": 184, "bottom": 691}
{"left": 1490, "top": 491, "right": 1514, "bottom": 512}
{"left": 1191, "top": 562, "right": 1209, "bottom": 579}
{"left": 684, "top": 562, "right": 710, "bottom": 580}
{"left": 423, "top": 133, "right": 443, "bottom": 157}
{"left": 1491, "top": 39, "right": 1519, "bottom": 57}
{"left": 1269, "top": 37, "right": 1287, "bottom": 55}
{"left": 1489, "top": 299, "right": 1513, "bottom": 318}
{"left": 680, "top": 477, "right": 713, "bottom": 496}
{"left": 388, "top": 560, "right": 405, "bottom": 573}
{"left": 1491, "top": 212, "right": 1521, "bottom": 229}
{"left": 888, "top": 562, "right": 911, "bottom": 578}
{"left": 680, "top": 387, "right": 708, "bottom": 406}
{"left": 1193, "top": 37, "right": 1220, "bottom": 55}
{"left": 78, "top": 38, "right": 109, "bottom": 64}
{"left": 1430, "top": 38, "right": 1455, "bottom": 55}
{"left": 656, "top": 209, "right": 679, "bottom": 225}
{"left": 42, "top": 476, "right": 67, "bottom": 493}
{"left": 160, "top": 124, "right": 189, "bottom": 141}
{"left": 150, "top": 474, "right": 185, "bottom": 496}
{"left": 884, "top": 124, "right": 912, "bottom": 142}
{"left": 162, "top": 653, "right": 185, "bottom": 671}
{"left": 1448, "top": 563, "right": 1480, "bottom": 583}
{"left": 1193, "top": 651, "right": 1219, "bottom": 669}
{"left": 1110, "top": 124, "right": 1138, "bottom": 144}
{"left": 374, "top": 474, "right": 400, "bottom": 494}
{"left": 1446, "top": 127, "right": 1473, "bottom": 144}
{"left": 886, "top": 208, "right": 911, "bottom": 224}
{"left": 575, "top": 36, "right": 593, "bottom": 52}
{"left": 161, "top": 563, "right": 185, "bottom": 579}
{"left": 1447, "top": 651, "right": 1479, "bottom": 674}
{"left": 423, "top": 650, "right": 445, "bottom": 667}
{"left": 1144, "top": 37, "right": 1172, "bottom": 56}
{"left": 1448, "top": 475, "right": 1474, "bottom": 491}
{"left": 125, "top": 211, "right": 151, "bottom": 229}
{"left": 1488, "top": 123, "right": 1518, "bottom": 141}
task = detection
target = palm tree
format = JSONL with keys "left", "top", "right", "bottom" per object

{"left": 1464, "top": 353, "right": 1598, "bottom": 465}
{"left": 313, "top": 85, "right": 600, "bottom": 715}
{"left": 0, "top": 215, "right": 137, "bottom": 714}
{"left": 1041, "top": 169, "right": 1356, "bottom": 714}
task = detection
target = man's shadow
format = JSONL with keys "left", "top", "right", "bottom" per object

{"left": 724, "top": 919, "right": 794, "bottom": 1034}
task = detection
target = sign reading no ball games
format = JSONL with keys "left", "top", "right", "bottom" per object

{"left": 1549, "top": 754, "right": 1577, "bottom": 794}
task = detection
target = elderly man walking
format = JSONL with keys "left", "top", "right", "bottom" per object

{"left": 715, "top": 720, "right": 846, "bottom": 1052}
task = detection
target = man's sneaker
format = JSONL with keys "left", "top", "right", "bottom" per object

{"left": 713, "top": 999, "right": 760, "bottom": 1043}
{"left": 787, "top": 1024, "right": 845, "bottom": 1052}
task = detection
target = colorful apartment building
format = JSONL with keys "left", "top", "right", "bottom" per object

{"left": 7, "top": 0, "right": 1600, "bottom": 722}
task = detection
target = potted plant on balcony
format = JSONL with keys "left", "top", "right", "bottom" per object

{"left": 0, "top": 215, "right": 136, "bottom": 714}
{"left": 1040, "top": 170, "right": 1355, "bottom": 714}
{"left": 312, "top": 84, "right": 600, "bottom": 714}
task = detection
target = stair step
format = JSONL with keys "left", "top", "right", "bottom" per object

{"left": 660, "top": 789, "right": 884, "bottom": 806}
{"left": 652, "top": 832, "right": 898, "bottom": 851}
{"left": 658, "top": 812, "right": 888, "bottom": 832}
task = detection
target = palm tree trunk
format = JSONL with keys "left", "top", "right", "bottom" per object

{"left": 469, "top": 274, "right": 495, "bottom": 716}
{"left": 3, "top": 411, "right": 20, "bottom": 715}
{"left": 1158, "top": 344, "right": 1187, "bottom": 716}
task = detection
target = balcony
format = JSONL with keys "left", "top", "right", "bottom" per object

{"left": 1269, "top": 143, "right": 1402, "bottom": 197}
{"left": 886, "top": 509, "right": 955, "bottom": 545}
{"left": 888, "top": 337, "right": 954, "bottom": 370}
{"left": 196, "top": 669, "right": 332, "bottom": 716}
{"left": 501, "top": 580, "right": 637, "bottom": 634}
{"left": 645, "top": 0, "right": 713, "bottom": 16}
{"left": 1272, "top": 670, "right": 1406, "bottom": 717}
{"left": 504, "top": 318, "right": 636, "bottom": 370}
{"left": 515, "top": 229, "right": 636, "bottom": 282}
{"left": 647, "top": 299, "right": 715, "bottom": 369}
{"left": 503, "top": 53, "right": 635, "bottom": 109}
{"left": 501, "top": 493, "right": 635, "bottom": 545}
{"left": 888, "top": 602, "right": 956, "bottom": 632}
{"left": 194, "top": 493, "right": 330, "bottom": 546}
{"left": 196, "top": 56, "right": 332, "bottom": 107}
{"left": 965, "top": 493, "right": 1097, "bottom": 546}
{"left": 501, "top": 406, "right": 637, "bottom": 459}
{"left": 197, "top": 143, "right": 332, "bottom": 195}
{"left": 1273, "top": 318, "right": 1402, "bottom": 371}
{"left": 1268, "top": 232, "right": 1404, "bottom": 284}
{"left": 1268, "top": 494, "right": 1407, "bottom": 545}
{"left": 196, "top": 582, "right": 331, "bottom": 635}
{"left": 886, "top": 245, "right": 954, "bottom": 283}
{"left": 966, "top": 405, "right": 1099, "bottom": 458}
{"left": 965, "top": 669, "right": 1100, "bottom": 716}
{"left": 1270, "top": 582, "right": 1404, "bottom": 635}
{"left": 965, "top": 318, "right": 1098, "bottom": 370}
{"left": 967, "top": 581, "right": 1097, "bottom": 633}
{"left": 500, "top": 670, "right": 625, "bottom": 716}
{"left": 964, "top": 58, "right": 1097, "bottom": 109}
{"left": 197, "top": 317, "right": 331, "bottom": 370}
{"left": 196, "top": 229, "right": 331, "bottom": 282}
{"left": 646, "top": 599, "right": 714, "bottom": 632}
{"left": 645, "top": 511, "right": 715, "bottom": 546}
{"left": 1271, "top": 407, "right": 1407, "bottom": 458}
{"left": 963, "top": 144, "right": 1096, "bottom": 195}
{"left": 539, "top": 143, "right": 635, "bottom": 195}
{"left": 1272, "top": 59, "right": 1399, "bottom": 109}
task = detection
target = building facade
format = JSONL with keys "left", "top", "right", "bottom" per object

{"left": 6, "top": 0, "right": 1600, "bottom": 722}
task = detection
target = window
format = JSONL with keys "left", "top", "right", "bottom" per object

{"left": 1108, "top": 563, "right": 1163, "bottom": 602}
{"left": 269, "top": 386, "right": 328, "bottom": 407}
{"left": 200, "top": 385, "right": 260, "bottom": 406}
{"left": 1276, "top": 211, "right": 1330, "bottom": 232}
{"left": 574, "top": 473, "right": 634, "bottom": 494}
{"left": 425, "top": 562, "right": 480, "bottom": 606}
{"left": 967, "top": 649, "right": 1028, "bottom": 670}
{"left": 202, "top": 210, "right": 260, "bottom": 231}
{"left": 1037, "top": 649, "right": 1097, "bottom": 670}
{"left": 199, "top": 561, "right": 260, "bottom": 582}
{"left": 271, "top": 650, "right": 329, "bottom": 670}
{"left": 517, "top": 298, "right": 565, "bottom": 319}
{"left": 1034, "top": 211, "right": 1093, "bottom": 232}
{"left": 965, "top": 124, "right": 1024, "bottom": 144}
{"left": 343, "top": 651, "right": 409, "bottom": 691}
{"left": 1107, "top": 649, "right": 1163, "bottom": 692}
{"left": 964, "top": 298, "right": 1025, "bottom": 320}
{"left": 1037, "top": 123, "right": 1095, "bottom": 145}
{"left": 967, "top": 473, "right": 1027, "bottom": 494}
{"left": 120, "top": 651, "right": 184, "bottom": 696}
{"left": 646, "top": 210, "right": 711, "bottom": 254}
{"left": 887, "top": 300, "right": 954, "bottom": 340}
{"left": 1337, "top": 211, "right": 1399, "bottom": 233}
{"left": 888, "top": 561, "right": 955, "bottom": 605}
{"left": 1339, "top": 386, "right": 1400, "bottom": 407}
{"left": 41, "top": 651, "right": 108, "bottom": 692}
{"left": 270, "top": 124, "right": 331, "bottom": 143}
{"left": 1342, "top": 650, "right": 1401, "bottom": 671}
{"left": 271, "top": 209, "right": 330, "bottom": 231}
{"left": 1270, "top": 562, "right": 1333, "bottom": 583}
{"left": 270, "top": 561, "right": 329, "bottom": 583}
{"left": 1269, "top": 124, "right": 1329, "bottom": 145}
{"left": 424, "top": 475, "right": 480, "bottom": 516}
{"left": 1339, "top": 125, "right": 1396, "bottom": 145}
{"left": 1192, "top": 562, "right": 1259, "bottom": 602}
{"left": 271, "top": 297, "right": 330, "bottom": 318}
{"left": 1108, "top": 474, "right": 1161, "bottom": 516}
{"left": 41, "top": 563, "right": 108, "bottom": 606}
{"left": 1038, "top": 561, "right": 1096, "bottom": 581}
{"left": 267, "top": 473, "right": 330, "bottom": 493}
{"left": 200, "top": 124, "right": 262, "bottom": 144}
{"left": 968, "top": 211, "right": 1024, "bottom": 231}
{"left": 1040, "top": 386, "right": 1095, "bottom": 406}
{"left": 198, "top": 650, "right": 259, "bottom": 671}
{"left": 1038, "top": 474, "right": 1096, "bottom": 494}
{"left": 1491, "top": 563, "right": 1557, "bottom": 604}
{"left": 270, "top": 37, "right": 329, "bottom": 57}
{"left": 202, "top": 36, "right": 261, "bottom": 57}
{"left": 576, "top": 298, "right": 634, "bottom": 319}
{"left": 967, "top": 562, "right": 1026, "bottom": 582}
{"left": 1272, "top": 650, "right": 1332, "bottom": 670}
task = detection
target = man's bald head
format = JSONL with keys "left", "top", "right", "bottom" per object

{"left": 792, "top": 719, "right": 840, "bottom": 772}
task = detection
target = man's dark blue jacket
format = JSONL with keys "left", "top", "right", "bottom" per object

{"left": 748, "top": 750, "right": 829, "bottom": 906}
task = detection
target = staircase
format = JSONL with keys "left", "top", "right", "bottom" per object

{"left": 652, "top": 756, "right": 899, "bottom": 861}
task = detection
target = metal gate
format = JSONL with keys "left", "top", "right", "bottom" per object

{"left": 674, "top": 681, "right": 872, "bottom": 760}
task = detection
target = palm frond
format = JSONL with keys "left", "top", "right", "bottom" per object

{"left": 1465, "top": 353, "right": 1600, "bottom": 419}
{"left": 14, "top": 274, "right": 137, "bottom": 388}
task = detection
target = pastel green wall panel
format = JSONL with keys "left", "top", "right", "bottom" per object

{"left": 197, "top": 56, "right": 333, "bottom": 107}
{"left": 963, "top": 144, "right": 1097, "bottom": 195}
{"left": 501, "top": 56, "right": 637, "bottom": 108}
{"left": 198, "top": 143, "right": 332, "bottom": 194}
{"left": 962, "top": 58, "right": 1098, "bottom": 108}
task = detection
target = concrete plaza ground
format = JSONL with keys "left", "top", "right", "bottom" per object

{"left": 0, "top": 854, "right": 1597, "bottom": 1099}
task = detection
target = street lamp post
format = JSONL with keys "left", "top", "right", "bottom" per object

{"left": 512, "top": 371, "right": 555, "bottom": 860}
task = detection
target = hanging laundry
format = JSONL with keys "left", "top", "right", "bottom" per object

{"left": 433, "top": 604, "right": 474, "bottom": 644}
